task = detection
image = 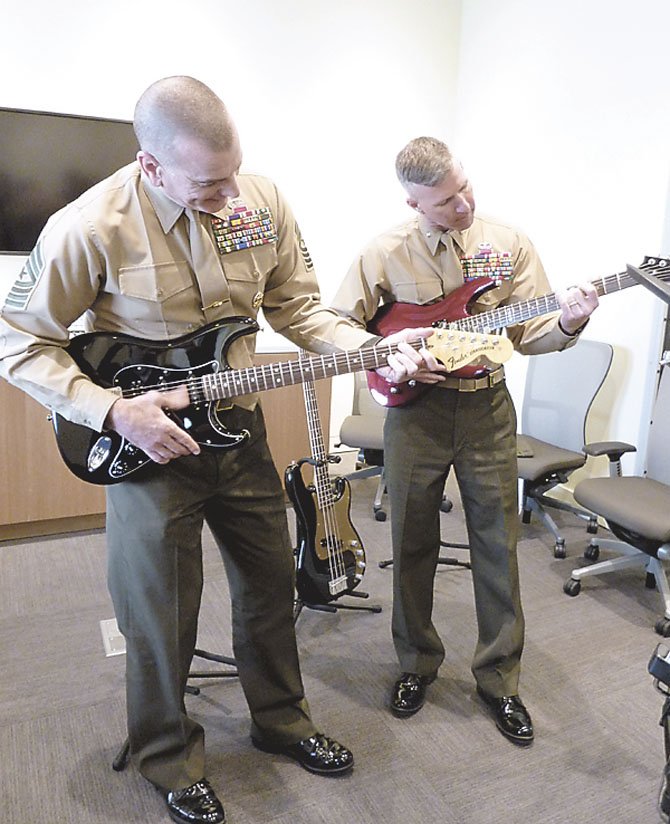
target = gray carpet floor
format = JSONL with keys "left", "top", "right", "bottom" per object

{"left": 1, "top": 475, "right": 667, "bottom": 824}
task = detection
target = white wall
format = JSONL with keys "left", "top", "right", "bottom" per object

{"left": 0, "top": 0, "right": 462, "bottom": 447}
{"left": 453, "top": 0, "right": 670, "bottom": 476}
{"left": 2, "top": 0, "right": 669, "bottom": 476}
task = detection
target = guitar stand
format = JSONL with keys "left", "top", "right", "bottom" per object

{"left": 378, "top": 541, "right": 471, "bottom": 570}
{"left": 112, "top": 648, "right": 238, "bottom": 773}
{"left": 293, "top": 588, "right": 382, "bottom": 623}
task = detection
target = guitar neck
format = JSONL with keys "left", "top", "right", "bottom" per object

{"left": 452, "top": 257, "right": 668, "bottom": 333}
{"left": 299, "top": 357, "right": 335, "bottom": 511}
{"left": 202, "top": 339, "right": 406, "bottom": 403}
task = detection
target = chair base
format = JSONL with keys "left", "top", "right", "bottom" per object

{"left": 521, "top": 491, "right": 599, "bottom": 559}
{"left": 564, "top": 538, "right": 670, "bottom": 636}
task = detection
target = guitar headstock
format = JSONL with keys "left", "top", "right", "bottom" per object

{"left": 425, "top": 329, "right": 513, "bottom": 371}
{"left": 642, "top": 256, "right": 670, "bottom": 281}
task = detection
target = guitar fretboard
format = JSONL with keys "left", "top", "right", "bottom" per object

{"left": 453, "top": 256, "right": 670, "bottom": 333}
{"left": 199, "top": 340, "right": 403, "bottom": 403}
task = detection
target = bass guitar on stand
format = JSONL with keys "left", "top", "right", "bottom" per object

{"left": 285, "top": 353, "right": 381, "bottom": 615}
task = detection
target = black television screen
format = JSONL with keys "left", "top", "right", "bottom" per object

{"left": 0, "top": 107, "right": 139, "bottom": 254}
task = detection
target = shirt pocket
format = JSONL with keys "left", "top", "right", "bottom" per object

{"left": 393, "top": 277, "right": 444, "bottom": 304}
{"left": 118, "top": 261, "right": 192, "bottom": 303}
{"left": 221, "top": 245, "right": 278, "bottom": 313}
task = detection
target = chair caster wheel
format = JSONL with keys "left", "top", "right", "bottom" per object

{"left": 564, "top": 578, "right": 581, "bottom": 596}
{"left": 587, "top": 517, "right": 599, "bottom": 535}
{"left": 554, "top": 539, "right": 566, "bottom": 559}
{"left": 584, "top": 544, "right": 600, "bottom": 561}
{"left": 655, "top": 618, "right": 670, "bottom": 637}
{"left": 374, "top": 509, "right": 387, "bottom": 522}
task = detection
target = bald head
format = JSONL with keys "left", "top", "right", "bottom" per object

{"left": 133, "top": 76, "right": 237, "bottom": 163}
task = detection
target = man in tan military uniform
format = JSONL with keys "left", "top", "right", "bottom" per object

{"left": 332, "top": 136, "right": 598, "bottom": 745}
{"left": 0, "top": 79, "right": 439, "bottom": 824}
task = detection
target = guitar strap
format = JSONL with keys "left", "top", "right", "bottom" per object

{"left": 186, "top": 209, "right": 232, "bottom": 323}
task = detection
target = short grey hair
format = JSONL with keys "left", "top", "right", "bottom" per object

{"left": 395, "top": 136, "right": 456, "bottom": 188}
{"left": 133, "top": 76, "right": 236, "bottom": 161}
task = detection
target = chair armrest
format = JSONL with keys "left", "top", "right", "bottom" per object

{"left": 583, "top": 440, "right": 636, "bottom": 462}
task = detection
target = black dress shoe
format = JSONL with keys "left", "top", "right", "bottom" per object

{"left": 165, "top": 779, "right": 225, "bottom": 824}
{"left": 476, "top": 687, "right": 534, "bottom": 745}
{"left": 252, "top": 732, "right": 354, "bottom": 775}
{"left": 390, "top": 672, "right": 436, "bottom": 717}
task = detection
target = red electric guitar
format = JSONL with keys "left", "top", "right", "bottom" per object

{"left": 366, "top": 255, "right": 670, "bottom": 407}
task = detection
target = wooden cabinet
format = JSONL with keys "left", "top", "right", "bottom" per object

{"left": 0, "top": 353, "right": 330, "bottom": 541}
{"left": 0, "top": 379, "right": 107, "bottom": 540}
{"left": 255, "top": 352, "right": 331, "bottom": 482}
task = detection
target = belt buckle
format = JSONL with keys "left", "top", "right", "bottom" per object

{"left": 459, "top": 378, "right": 479, "bottom": 393}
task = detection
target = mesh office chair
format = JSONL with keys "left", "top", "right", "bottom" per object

{"left": 565, "top": 360, "right": 670, "bottom": 636}
{"left": 518, "top": 338, "right": 614, "bottom": 558}
{"left": 337, "top": 371, "right": 388, "bottom": 521}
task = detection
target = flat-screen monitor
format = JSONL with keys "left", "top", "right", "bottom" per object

{"left": 0, "top": 106, "right": 139, "bottom": 254}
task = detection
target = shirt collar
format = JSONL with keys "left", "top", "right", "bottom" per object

{"left": 418, "top": 214, "right": 468, "bottom": 255}
{"left": 139, "top": 176, "right": 238, "bottom": 233}
{"left": 141, "top": 176, "right": 184, "bottom": 233}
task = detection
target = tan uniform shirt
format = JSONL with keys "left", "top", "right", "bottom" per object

{"left": 332, "top": 212, "right": 577, "bottom": 355}
{"left": 0, "top": 163, "right": 373, "bottom": 430}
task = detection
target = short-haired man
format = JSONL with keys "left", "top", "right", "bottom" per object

{"left": 332, "top": 136, "right": 598, "bottom": 745}
{"left": 0, "top": 80, "right": 440, "bottom": 824}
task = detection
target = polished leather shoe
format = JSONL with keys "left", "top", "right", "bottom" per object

{"left": 390, "top": 672, "right": 436, "bottom": 717}
{"left": 165, "top": 778, "right": 225, "bottom": 824}
{"left": 252, "top": 732, "right": 354, "bottom": 775}
{"left": 476, "top": 687, "right": 534, "bottom": 745}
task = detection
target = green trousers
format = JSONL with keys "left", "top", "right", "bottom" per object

{"left": 384, "top": 381, "right": 524, "bottom": 696}
{"left": 106, "top": 406, "right": 315, "bottom": 791}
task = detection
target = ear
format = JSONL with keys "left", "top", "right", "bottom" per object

{"left": 406, "top": 197, "right": 422, "bottom": 213}
{"left": 137, "top": 151, "right": 163, "bottom": 187}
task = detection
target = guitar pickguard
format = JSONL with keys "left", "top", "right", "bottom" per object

{"left": 113, "top": 360, "right": 249, "bottom": 449}
{"left": 285, "top": 464, "right": 365, "bottom": 604}
{"left": 52, "top": 316, "right": 258, "bottom": 484}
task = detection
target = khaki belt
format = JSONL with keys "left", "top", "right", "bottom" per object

{"left": 437, "top": 367, "right": 505, "bottom": 393}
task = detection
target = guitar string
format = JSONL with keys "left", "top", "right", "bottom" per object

{"left": 299, "top": 351, "right": 349, "bottom": 587}
{"left": 111, "top": 340, "right": 417, "bottom": 400}
{"left": 113, "top": 262, "right": 667, "bottom": 400}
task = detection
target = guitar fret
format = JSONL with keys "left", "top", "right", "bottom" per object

{"left": 203, "top": 257, "right": 670, "bottom": 405}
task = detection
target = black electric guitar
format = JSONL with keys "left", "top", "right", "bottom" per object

{"left": 285, "top": 358, "right": 365, "bottom": 603}
{"left": 367, "top": 255, "right": 670, "bottom": 407}
{"left": 52, "top": 316, "right": 512, "bottom": 485}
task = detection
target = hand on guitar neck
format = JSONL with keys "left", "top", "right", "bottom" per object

{"left": 105, "top": 385, "right": 200, "bottom": 465}
{"left": 555, "top": 282, "right": 599, "bottom": 335}
{"left": 375, "top": 325, "right": 447, "bottom": 385}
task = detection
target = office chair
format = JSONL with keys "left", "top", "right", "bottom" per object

{"left": 337, "top": 371, "right": 388, "bottom": 521}
{"left": 518, "top": 338, "right": 614, "bottom": 558}
{"left": 564, "top": 360, "right": 670, "bottom": 636}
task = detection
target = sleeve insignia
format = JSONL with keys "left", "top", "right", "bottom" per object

{"left": 296, "top": 225, "right": 314, "bottom": 271}
{"left": 4, "top": 239, "right": 45, "bottom": 309}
